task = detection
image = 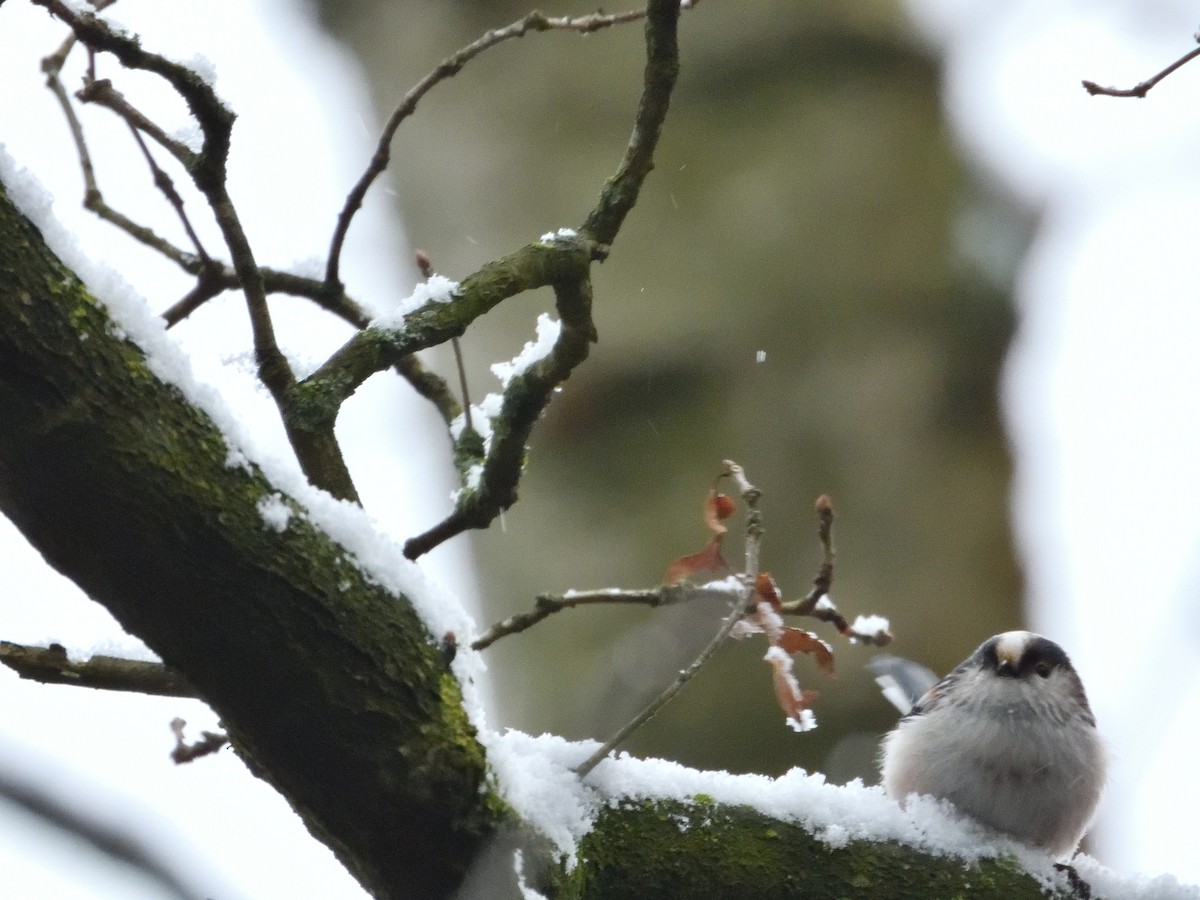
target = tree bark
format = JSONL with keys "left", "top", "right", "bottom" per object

{"left": 0, "top": 180, "right": 499, "bottom": 899}
{"left": 548, "top": 799, "right": 1063, "bottom": 899}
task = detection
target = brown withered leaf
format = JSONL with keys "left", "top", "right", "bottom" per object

{"left": 664, "top": 539, "right": 730, "bottom": 584}
{"left": 664, "top": 490, "right": 735, "bottom": 584}
{"left": 776, "top": 627, "right": 836, "bottom": 676}
{"left": 754, "top": 572, "right": 781, "bottom": 610}
{"left": 765, "top": 647, "right": 819, "bottom": 730}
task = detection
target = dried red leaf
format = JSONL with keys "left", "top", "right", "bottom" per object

{"left": 754, "top": 572, "right": 781, "bottom": 610}
{"left": 776, "top": 627, "right": 836, "bottom": 676}
{"left": 765, "top": 647, "right": 819, "bottom": 731}
{"left": 703, "top": 490, "right": 731, "bottom": 537}
{"left": 664, "top": 539, "right": 730, "bottom": 584}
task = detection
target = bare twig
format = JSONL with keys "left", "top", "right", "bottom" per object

{"left": 39, "top": 0, "right": 359, "bottom": 500}
{"left": 775, "top": 494, "right": 891, "bottom": 646}
{"left": 77, "top": 77, "right": 195, "bottom": 166}
{"left": 573, "top": 459, "right": 765, "bottom": 777}
{"left": 573, "top": 593, "right": 746, "bottom": 779}
{"left": 125, "top": 124, "right": 211, "bottom": 263}
{"left": 41, "top": 19, "right": 199, "bottom": 271}
{"left": 1082, "top": 42, "right": 1200, "bottom": 98}
{"left": 324, "top": 6, "right": 650, "bottom": 288}
{"left": 0, "top": 641, "right": 198, "bottom": 697}
{"left": 169, "top": 717, "right": 229, "bottom": 764}
{"left": 785, "top": 494, "right": 836, "bottom": 614}
{"left": 471, "top": 583, "right": 736, "bottom": 651}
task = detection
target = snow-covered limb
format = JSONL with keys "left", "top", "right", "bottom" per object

{"left": 487, "top": 731, "right": 1197, "bottom": 899}
{"left": 0, "top": 181, "right": 495, "bottom": 898}
{"left": 401, "top": 242, "right": 603, "bottom": 560}
{"left": 0, "top": 641, "right": 196, "bottom": 698}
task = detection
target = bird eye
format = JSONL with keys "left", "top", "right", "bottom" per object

{"left": 1034, "top": 661, "right": 1052, "bottom": 678}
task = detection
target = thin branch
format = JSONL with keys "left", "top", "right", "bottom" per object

{"left": 125, "top": 123, "right": 211, "bottom": 263}
{"left": 786, "top": 494, "right": 835, "bottom": 613}
{"left": 777, "top": 495, "right": 892, "bottom": 647}
{"left": 324, "top": 6, "right": 650, "bottom": 288}
{"left": 573, "top": 459, "right": 765, "bottom": 777}
{"left": 160, "top": 267, "right": 226, "bottom": 327}
{"left": 33, "top": 0, "right": 233, "bottom": 175}
{"left": 1082, "top": 43, "right": 1200, "bottom": 98}
{"left": 404, "top": 262, "right": 599, "bottom": 558}
{"left": 0, "top": 641, "right": 198, "bottom": 697}
{"left": 41, "top": 20, "right": 198, "bottom": 270}
{"left": 573, "top": 593, "right": 747, "bottom": 778}
{"left": 0, "top": 762, "right": 209, "bottom": 900}
{"left": 76, "top": 77, "right": 195, "bottom": 167}
{"left": 471, "top": 583, "right": 734, "bottom": 651}
{"left": 417, "top": 249, "right": 472, "bottom": 430}
{"left": 580, "top": 0, "right": 682, "bottom": 245}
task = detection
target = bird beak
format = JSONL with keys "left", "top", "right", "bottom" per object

{"left": 995, "top": 645, "right": 1020, "bottom": 677}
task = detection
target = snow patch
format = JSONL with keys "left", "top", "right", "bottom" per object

{"left": 851, "top": 614, "right": 891, "bottom": 639}
{"left": 256, "top": 493, "right": 293, "bottom": 532}
{"left": 369, "top": 274, "right": 459, "bottom": 330}
{"left": 491, "top": 314, "right": 561, "bottom": 387}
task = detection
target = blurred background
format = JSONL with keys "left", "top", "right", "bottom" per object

{"left": 2, "top": 0, "right": 1200, "bottom": 895}
{"left": 316, "top": 0, "right": 1022, "bottom": 784}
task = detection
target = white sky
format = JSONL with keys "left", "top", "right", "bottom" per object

{"left": 2, "top": 0, "right": 1200, "bottom": 895}
{"left": 910, "top": 0, "right": 1200, "bottom": 884}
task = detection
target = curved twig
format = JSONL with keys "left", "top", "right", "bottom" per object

{"left": 324, "top": 6, "right": 650, "bottom": 288}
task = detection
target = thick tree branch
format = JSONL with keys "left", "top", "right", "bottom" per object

{"left": 550, "top": 799, "right": 1080, "bottom": 899}
{"left": 0, "top": 181, "right": 497, "bottom": 900}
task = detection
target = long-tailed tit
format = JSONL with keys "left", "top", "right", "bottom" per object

{"left": 869, "top": 631, "right": 1106, "bottom": 857}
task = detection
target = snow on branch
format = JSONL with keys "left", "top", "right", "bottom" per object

{"left": 27, "top": 0, "right": 688, "bottom": 553}
{"left": 0, "top": 641, "right": 197, "bottom": 697}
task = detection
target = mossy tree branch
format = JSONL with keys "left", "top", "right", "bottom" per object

{"left": 548, "top": 799, "right": 1076, "bottom": 899}
{"left": 0, "top": 180, "right": 498, "bottom": 900}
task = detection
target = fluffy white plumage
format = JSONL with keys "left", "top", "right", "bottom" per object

{"left": 876, "top": 631, "right": 1106, "bottom": 858}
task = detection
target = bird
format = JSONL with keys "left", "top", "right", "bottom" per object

{"left": 869, "top": 631, "right": 1106, "bottom": 857}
